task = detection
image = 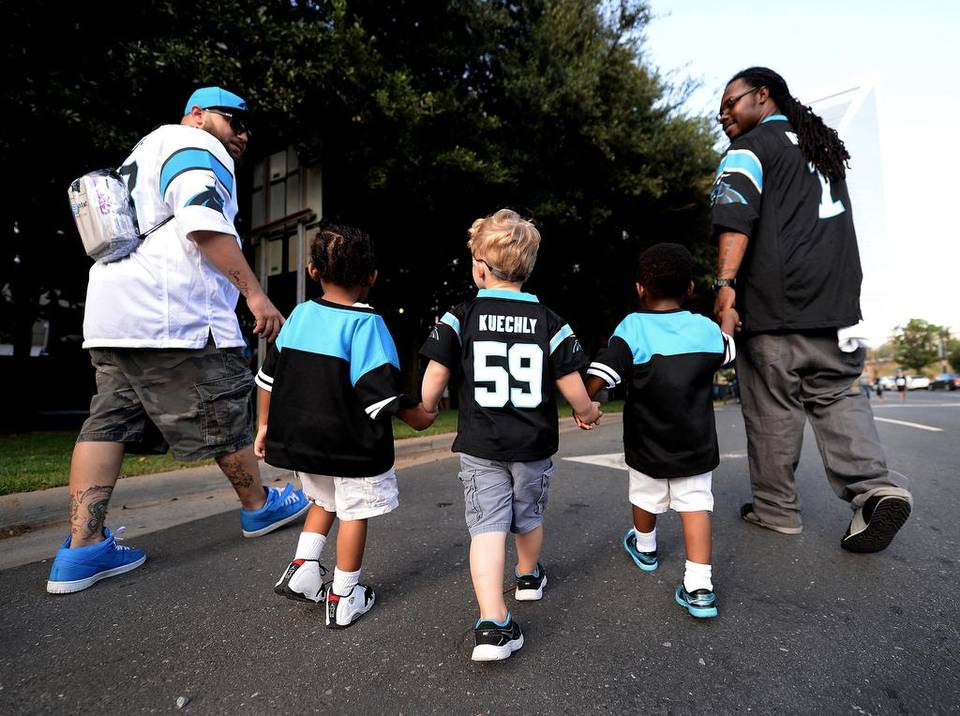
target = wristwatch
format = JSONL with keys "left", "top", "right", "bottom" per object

{"left": 712, "top": 277, "right": 737, "bottom": 290}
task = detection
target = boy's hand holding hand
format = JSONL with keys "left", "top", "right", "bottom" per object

{"left": 573, "top": 401, "right": 603, "bottom": 430}
{"left": 254, "top": 424, "right": 267, "bottom": 458}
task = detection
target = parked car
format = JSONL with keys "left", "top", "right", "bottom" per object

{"left": 907, "top": 375, "right": 930, "bottom": 390}
{"left": 931, "top": 373, "right": 960, "bottom": 391}
{"left": 878, "top": 376, "right": 897, "bottom": 390}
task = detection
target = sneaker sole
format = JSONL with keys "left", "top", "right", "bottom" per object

{"left": 471, "top": 634, "right": 524, "bottom": 662}
{"left": 274, "top": 585, "right": 326, "bottom": 604}
{"left": 46, "top": 555, "right": 147, "bottom": 594}
{"left": 242, "top": 501, "right": 310, "bottom": 538}
{"left": 622, "top": 534, "right": 658, "bottom": 571}
{"left": 674, "top": 590, "right": 718, "bottom": 619}
{"left": 326, "top": 592, "right": 376, "bottom": 629}
{"left": 841, "top": 497, "right": 911, "bottom": 554}
{"left": 515, "top": 574, "right": 547, "bottom": 601}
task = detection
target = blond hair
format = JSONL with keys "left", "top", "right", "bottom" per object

{"left": 466, "top": 209, "right": 541, "bottom": 282}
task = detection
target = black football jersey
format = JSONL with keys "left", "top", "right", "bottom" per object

{"left": 588, "top": 310, "right": 735, "bottom": 478}
{"left": 256, "top": 299, "right": 410, "bottom": 477}
{"left": 420, "top": 288, "right": 587, "bottom": 461}
{"left": 710, "top": 114, "right": 863, "bottom": 333}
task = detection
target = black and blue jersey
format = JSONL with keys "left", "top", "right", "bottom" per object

{"left": 588, "top": 310, "right": 735, "bottom": 478}
{"left": 420, "top": 289, "right": 587, "bottom": 462}
{"left": 256, "top": 299, "right": 410, "bottom": 477}
{"left": 710, "top": 114, "right": 863, "bottom": 333}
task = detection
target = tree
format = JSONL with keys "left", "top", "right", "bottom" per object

{"left": 892, "top": 319, "right": 943, "bottom": 372}
{"left": 947, "top": 339, "right": 960, "bottom": 372}
{"left": 1, "top": 0, "right": 718, "bottom": 382}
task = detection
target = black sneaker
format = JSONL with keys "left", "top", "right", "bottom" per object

{"left": 472, "top": 616, "right": 524, "bottom": 662}
{"left": 515, "top": 563, "right": 548, "bottom": 601}
{"left": 274, "top": 559, "right": 328, "bottom": 603}
{"left": 841, "top": 495, "right": 911, "bottom": 553}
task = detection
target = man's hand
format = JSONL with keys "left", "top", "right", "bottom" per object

{"left": 247, "top": 291, "right": 284, "bottom": 342}
{"left": 713, "top": 286, "right": 737, "bottom": 325}
{"left": 573, "top": 401, "right": 603, "bottom": 430}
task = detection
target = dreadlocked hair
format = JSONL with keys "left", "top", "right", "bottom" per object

{"left": 730, "top": 66, "right": 850, "bottom": 181}
{"left": 636, "top": 243, "right": 693, "bottom": 301}
{"left": 309, "top": 224, "right": 376, "bottom": 288}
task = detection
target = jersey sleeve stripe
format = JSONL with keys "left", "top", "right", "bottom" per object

{"left": 159, "top": 147, "right": 235, "bottom": 198}
{"left": 549, "top": 324, "right": 574, "bottom": 354}
{"left": 716, "top": 149, "right": 763, "bottom": 193}
{"left": 721, "top": 332, "right": 737, "bottom": 365}
{"left": 365, "top": 395, "right": 398, "bottom": 420}
{"left": 587, "top": 362, "right": 620, "bottom": 388}
{"left": 254, "top": 370, "right": 273, "bottom": 391}
{"left": 440, "top": 312, "right": 461, "bottom": 341}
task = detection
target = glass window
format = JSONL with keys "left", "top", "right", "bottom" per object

{"left": 286, "top": 172, "right": 301, "bottom": 215}
{"left": 269, "top": 151, "right": 287, "bottom": 181}
{"left": 268, "top": 181, "right": 285, "bottom": 223}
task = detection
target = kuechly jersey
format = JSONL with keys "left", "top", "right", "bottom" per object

{"left": 710, "top": 115, "right": 863, "bottom": 333}
{"left": 420, "top": 288, "right": 587, "bottom": 461}
{"left": 588, "top": 310, "right": 735, "bottom": 478}
{"left": 83, "top": 124, "right": 244, "bottom": 349}
{"left": 256, "top": 299, "right": 411, "bottom": 477}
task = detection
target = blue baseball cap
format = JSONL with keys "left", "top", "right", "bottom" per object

{"left": 183, "top": 87, "right": 249, "bottom": 115}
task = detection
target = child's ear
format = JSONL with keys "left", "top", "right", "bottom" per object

{"left": 307, "top": 262, "right": 320, "bottom": 282}
{"left": 367, "top": 269, "right": 378, "bottom": 288}
{"left": 686, "top": 280, "right": 694, "bottom": 297}
{"left": 635, "top": 282, "right": 644, "bottom": 300}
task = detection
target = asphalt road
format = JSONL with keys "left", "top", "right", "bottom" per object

{"left": 2, "top": 391, "right": 958, "bottom": 714}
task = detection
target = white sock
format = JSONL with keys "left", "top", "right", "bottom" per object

{"left": 632, "top": 527, "right": 657, "bottom": 553}
{"left": 332, "top": 567, "right": 361, "bottom": 596}
{"left": 294, "top": 532, "right": 326, "bottom": 561}
{"left": 684, "top": 560, "right": 713, "bottom": 592}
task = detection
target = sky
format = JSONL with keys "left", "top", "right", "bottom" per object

{"left": 641, "top": 0, "right": 960, "bottom": 346}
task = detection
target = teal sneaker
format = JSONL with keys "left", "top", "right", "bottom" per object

{"left": 47, "top": 527, "right": 146, "bottom": 594}
{"left": 623, "top": 529, "right": 658, "bottom": 571}
{"left": 241, "top": 483, "right": 309, "bottom": 537}
{"left": 675, "top": 584, "right": 718, "bottom": 618}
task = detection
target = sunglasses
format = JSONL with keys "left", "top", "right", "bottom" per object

{"left": 205, "top": 108, "right": 252, "bottom": 137}
{"left": 715, "top": 86, "right": 761, "bottom": 122}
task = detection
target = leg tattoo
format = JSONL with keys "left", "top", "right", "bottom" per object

{"left": 217, "top": 453, "right": 256, "bottom": 490}
{"left": 70, "top": 485, "right": 114, "bottom": 540}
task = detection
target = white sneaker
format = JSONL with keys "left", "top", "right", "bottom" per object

{"left": 274, "top": 559, "right": 327, "bottom": 603}
{"left": 326, "top": 584, "right": 376, "bottom": 628}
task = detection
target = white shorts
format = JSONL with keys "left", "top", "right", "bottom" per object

{"left": 295, "top": 468, "right": 399, "bottom": 521}
{"left": 628, "top": 469, "right": 713, "bottom": 514}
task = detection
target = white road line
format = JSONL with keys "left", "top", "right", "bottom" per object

{"left": 874, "top": 417, "right": 942, "bottom": 432}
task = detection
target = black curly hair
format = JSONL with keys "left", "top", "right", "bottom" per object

{"left": 636, "top": 243, "right": 693, "bottom": 301}
{"left": 309, "top": 224, "right": 376, "bottom": 287}
{"left": 729, "top": 66, "right": 851, "bottom": 181}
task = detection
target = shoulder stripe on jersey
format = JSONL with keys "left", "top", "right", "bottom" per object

{"left": 159, "top": 147, "right": 234, "bottom": 198}
{"left": 721, "top": 332, "right": 737, "bottom": 365}
{"left": 761, "top": 114, "right": 788, "bottom": 123}
{"left": 365, "top": 395, "right": 398, "bottom": 420}
{"left": 715, "top": 149, "right": 763, "bottom": 193}
{"left": 440, "top": 312, "right": 461, "bottom": 341}
{"left": 587, "top": 362, "right": 620, "bottom": 388}
{"left": 549, "top": 324, "right": 574, "bottom": 354}
{"left": 254, "top": 370, "right": 273, "bottom": 391}
{"left": 613, "top": 312, "right": 724, "bottom": 365}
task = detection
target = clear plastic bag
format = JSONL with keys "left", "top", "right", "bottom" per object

{"left": 68, "top": 170, "right": 141, "bottom": 263}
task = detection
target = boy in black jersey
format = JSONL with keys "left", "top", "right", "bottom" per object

{"left": 585, "top": 244, "right": 737, "bottom": 619}
{"left": 254, "top": 225, "right": 434, "bottom": 628}
{"left": 420, "top": 209, "right": 601, "bottom": 662}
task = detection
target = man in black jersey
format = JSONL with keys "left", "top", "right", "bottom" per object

{"left": 711, "top": 67, "right": 912, "bottom": 554}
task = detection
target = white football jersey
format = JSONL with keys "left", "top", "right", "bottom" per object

{"left": 83, "top": 124, "right": 245, "bottom": 349}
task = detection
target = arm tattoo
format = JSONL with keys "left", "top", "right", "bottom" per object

{"left": 229, "top": 270, "right": 250, "bottom": 297}
{"left": 217, "top": 453, "right": 256, "bottom": 489}
{"left": 69, "top": 485, "right": 114, "bottom": 540}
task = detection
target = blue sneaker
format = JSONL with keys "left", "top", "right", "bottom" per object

{"left": 47, "top": 528, "right": 146, "bottom": 594}
{"left": 241, "top": 483, "right": 310, "bottom": 537}
{"left": 675, "top": 584, "right": 718, "bottom": 618}
{"left": 623, "top": 529, "right": 658, "bottom": 571}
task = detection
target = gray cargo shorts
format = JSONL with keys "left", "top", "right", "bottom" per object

{"left": 457, "top": 453, "right": 555, "bottom": 536}
{"left": 77, "top": 339, "right": 254, "bottom": 461}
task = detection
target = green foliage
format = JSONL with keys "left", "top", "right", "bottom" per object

{"left": 892, "top": 319, "right": 946, "bottom": 372}
{"left": 1, "top": 0, "right": 718, "bottom": 383}
{"left": 947, "top": 338, "right": 960, "bottom": 372}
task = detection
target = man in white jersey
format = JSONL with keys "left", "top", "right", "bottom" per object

{"left": 47, "top": 87, "right": 309, "bottom": 595}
